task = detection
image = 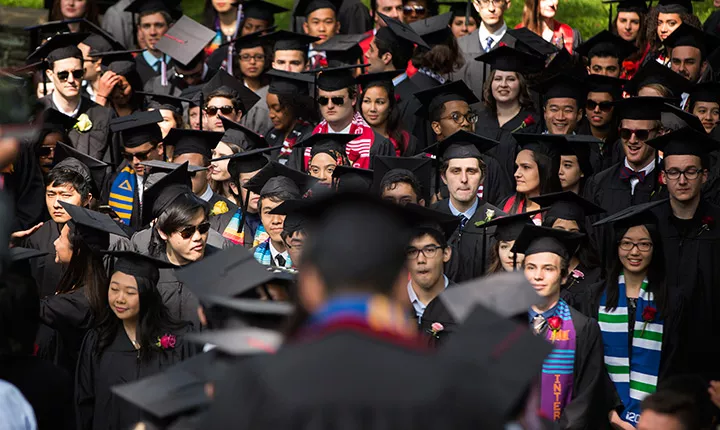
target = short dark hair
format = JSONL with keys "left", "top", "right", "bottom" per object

{"left": 138, "top": 9, "right": 172, "bottom": 26}
{"left": 206, "top": 89, "right": 243, "bottom": 113}
{"left": 47, "top": 168, "right": 91, "bottom": 202}
{"left": 258, "top": 191, "right": 297, "bottom": 212}
{"left": 410, "top": 227, "right": 447, "bottom": 249}
{"left": 374, "top": 33, "right": 412, "bottom": 70}
{"left": 641, "top": 389, "right": 699, "bottom": 430}
{"left": 380, "top": 170, "right": 423, "bottom": 202}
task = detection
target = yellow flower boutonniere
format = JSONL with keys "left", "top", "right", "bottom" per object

{"left": 210, "top": 200, "right": 229, "bottom": 216}
{"left": 74, "top": 113, "right": 93, "bottom": 133}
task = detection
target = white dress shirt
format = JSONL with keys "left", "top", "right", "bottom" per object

{"left": 624, "top": 158, "right": 656, "bottom": 195}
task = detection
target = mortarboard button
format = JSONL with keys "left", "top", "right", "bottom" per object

{"left": 109, "top": 110, "right": 163, "bottom": 148}
{"left": 511, "top": 224, "right": 584, "bottom": 261}
{"left": 155, "top": 15, "right": 215, "bottom": 67}
{"left": 530, "top": 191, "right": 606, "bottom": 223}
{"left": 412, "top": 80, "right": 480, "bottom": 120}
{"left": 371, "top": 155, "right": 433, "bottom": 203}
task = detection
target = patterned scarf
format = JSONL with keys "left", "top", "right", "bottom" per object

{"left": 109, "top": 165, "right": 135, "bottom": 224}
{"left": 416, "top": 67, "right": 447, "bottom": 85}
{"left": 253, "top": 238, "right": 293, "bottom": 268}
{"left": 309, "top": 112, "right": 376, "bottom": 169}
{"left": 222, "top": 209, "right": 267, "bottom": 246}
{"left": 535, "top": 299, "right": 576, "bottom": 422}
{"left": 598, "top": 274, "right": 663, "bottom": 426}
{"left": 278, "top": 121, "right": 311, "bottom": 159}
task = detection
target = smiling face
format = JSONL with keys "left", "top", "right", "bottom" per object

{"left": 692, "top": 101, "right": 720, "bottom": 133}
{"left": 621, "top": 118, "right": 658, "bottom": 170}
{"left": 53, "top": 223, "right": 73, "bottom": 264}
{"left": 209, "top": 142, "right": 234, "bottom": 182}
{"left": 442, "top": 157, "right": 483, "bottom": 206}
{"left": 618, "top": 225, "right": 653, "bottom": 276}
{"left": 108, "top": 271, "right": 140, "bottom": 321}
{"left": 303, "top": 8, "right": 340, "bottom": 44}
{"left": 662, "top": 154, "right": 707, "bottom": 203}
{"left": 491, "top": 70, "right": 520, "bottom": 104}
{"left": 558, "top": 154, "right": 583, "bottom": 192}
{"left": 514, "top": 149, "right": 541, "bottom": 196}
{"left": 544, "top": 97, "right": 582, "bottom": 135}
{"left": 657, "top": 12, "right": 682, "bottom": 41}
{"left": 361, "top": 86, "right": 390, "bottom": 127}
{"left": 498, "top": 240, "right": 523, "bottom": 272}
{"left": 586, "top": 91, "right": 614, "bottom": 128}
{"left": 407, "top": 234, "right": 451, "bottom": 291}
{"left": 523, "top": 251, "right": 563, "bottom": 301}
{"left": 616, "top": 11, "right": 641, "bottom": 42}
{"left": 158, "top": 208, "right": 209, "bottom": 265}
{"left": 47, "top": 57, "right": 83, "bottom": 100}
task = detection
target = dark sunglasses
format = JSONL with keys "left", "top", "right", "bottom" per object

{"left": 586, "top": 100, "right": 613, "bottom": 112}
{"left": 123, "top": 147, "right": 155, "bottom": 161}
{"left": 317, "top": 96, "right": 345, "bottom": 106}
{"left": 204, "top": 105, "right": 235, "bottom": 116}
{"left": 37, "top": 146, "right": 54, "bottom": 157}
{"left": 178, "top": 221, "right": 211, "bottom": 239}
{"left": 173, "top": 70, "right": 203, "bottom": 80}
{"left": 403, "top": 4, "right": 426, "bottom": 14}
{"left": 619, "top": 128, "right": 655, "bottom": 141}
{"left": 56, "top": 69, "right": 84, "bottom": 82}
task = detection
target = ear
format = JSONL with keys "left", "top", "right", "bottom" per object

{"left": 440, "top": 169, "right": 448, "bottom": 185}
{"left": 229, "top": 182, "right": 239, "bottom": 196}
{"left": 82, "top": 193, "right": 93, "bottom": 207}
{"left": 431, "top": 120, "right": 442, "bottom": 137}
{"left": 586, "top": 66, "right": 591, "bottom": 75}
{"left": 45, "top": 68, "right": 53, "bottom": 82}
{"left": 336, "top": 21, "right": 341, "bottom": 34}
{"left": 443, "top": 246, "right": 452, "bottom": 263}
{"left": 157, "top": 226, "right": 168, "bottom": 241}
{"left": 156, "top": 142, "right": 164, "bottom": 157}
{"left": 702, "top": 170, "right": 709, "bottom": 185}
{"left": 701, "top": 60, "right": 709, "bottom": 76}
{"left": 418, "top": 198, "right": 426, "bottom": 207}
{"left": 302, "top": 21, "right": 310, "bottom": 35}
{"left": 381, "top": 51, "right": 393, "bottom": 66}
{"left": 576, "top": 108, "right": 584, "bottom": 123}
{"left": 197, "top": 305, "right": 207, "bottom": 327}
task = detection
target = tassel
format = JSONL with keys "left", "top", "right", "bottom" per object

{"left": 227, "top": 4, "right": 244, "bottom": 76}
{"left": 161, "top": 57, "right": 168, "bottom": 87}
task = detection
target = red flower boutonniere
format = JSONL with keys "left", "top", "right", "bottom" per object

{"left": 428, "top": 322, "right": 444, "bottom": 338}
{"left": 640, "top": 306, "right": 657, "bottom": 336}
{"left": 699, "top": 216, "right": 715, "bottom": 236}
{"left": 498, "top": 41, "right": 507, "bottom": 47}
{"left": 547, "top": 316, "right": 562, "bottom": 342}
{"left": 511, "top": 115, "right": 536, "bottom": 133}
{"left": 156, "top": 333, "right": 176, "bottom": 350}
{"left": 394, "top": 94, "right": 401, "bottom": 102}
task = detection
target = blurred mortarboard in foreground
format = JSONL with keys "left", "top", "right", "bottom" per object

{"left": 294, "top": 0, "right": 342, "bottom": 17}
{"left": 142, "top": 162, "right": 196, "bottom": 226}
{"left": 624, "top": 60, "right": 692, "bottom": 97}
{"left": 104, "top": 250, "right": 178, "bottom": 287}
{"left": 530, "top": 191, "right": 606, "bottom": 223}
{"left": 164, "top": 129, "right": 223, "bottom": 159}
{"left": 24, "top": 19, "right": 75, "bottom": 37}
{"left": 479, "top": 210, "right": 545, "bottom": 242}
{"left": 575, "top": 30, "right": 638, "bottom": 61}
{"left": 187, "top": 327, "right": 282, "bottom": 356}
{"left": 242, "top": 161, "right": 318, "bottom": 197}
{"left": 109, "top": 110, "right": 163, "bottom": 148}
{"left": 475, "top": 45, "right": 545, "bottom": 73}
{"left": 262, "top": 30, "right": 319, "bottom": 52}
{"left": 425, "top": 130, "right": 499, "bottom": 160}
{"left": 198, "top": 296, "right": 294, "bottom": 330}
{"left": 202, "top": 70, "right": 261, "bottom": 113}
{"left": 332, "top": 166, "right": 374, "bottom": 193}
{"left": 52, "top": 141, "right": 108, "bottom": 192}
{"left": 376, "top": 13, "right": 430, "bottom": 50}
{"left": 26, "top": 32, "right": 87, "bottom": 64}
{"left": 140, "top": 160, "right": 209, "bottom": 174}
{"left": 137, "top": 92, "right": 190, "bottom": 116}
{"left": 645, "top": 127, "right": 719, "bottom": 159}
{"left": 155, "top": 15, "right": 215, "bottom": 67}
{"left": 243, "top": 0, "right": 289, "bottom": 22}
{"left": 592, "top": 199, "right": 666, "bottom": 230}
{"left": 413, "top": 80, "right": 479, "bottom": 120}
{"left": 9, "top": 247, "right": 48, "bottom": 262}
{"left": 372, "top": 155, "right": 433, "bottom": 203}
{"left": 219, "top": 116, "right": 269, "bottom": 150}
{"left": 511, "top": 225, "right": 584, "bottom": 261}
{"left": 410, "top": 12, "right": 453, "bottom": 47}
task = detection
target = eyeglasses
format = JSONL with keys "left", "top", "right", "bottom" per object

{"left": 619, "top": 127, "right": 656, "bottom": 141}
{"left": 317, "top": 96, "right": 345, "bottom": 106}
{"left": 56, "top": 69, "right": 84, "bottom": 82}
{"left": 205, "top": 105, "right": 236, "bottom": 116}
{"left": 619, "top": 240, "right": 653, "bottom": 252}
{"left": 38, "top": 146, "right": 54, "bottom": 157}
{"left": 173, "top": 70, "right": 203, "bottom": 80}
{"left": 177, "top": 221, "right": 211, "bottom": 239}
{"left": 123, "top": 147, "right": 155, "bottom": 161}
{"left": 663, "top": 168, "right": 704, "bottom": 181}
{"left": 406, "top": 245, "right": 444, "bottom": 259}
{"left": 477, "top": 0, "right": 506, "bottom": 7}
{"left": 403, "top": 4, "right": 426, "bottom": 15}
{"left": 586, "top": 100, "right": 613, "bottom": 112}
{"left": 440, "top": 111, "right": 479, "bottom": 125}
{"left": 240, "top": 54, "right": 266, "bottom": 62}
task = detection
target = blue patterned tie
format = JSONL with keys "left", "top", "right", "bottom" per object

{"left": 459, "top": 215, "right": 469, "bottom": 231}
{"left": 485, "top": 37, "right": 494, "bottom": 53}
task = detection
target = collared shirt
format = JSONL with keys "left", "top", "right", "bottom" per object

{"left": 269, "top": 241, "right": 290, "bottom": 265}
{"left": 407, "top": 275, "right": 449, "bottom": 319}
{"left": 528, "top": 301, "right": 559, "bottom": 323}
{"left": 83, "top": 80, "right": 96, "bottom": 103}
{"left": 52, "top": 91, "right": 81, "bottom": 118}
{"left": 448, "top": 198, "right": 479, "bottom": 221}
{"left": 136, "top": 174, "right": 145, "bottom": 204}
{"left": 328, "top": 122, "right": 352, "bottom": 134}
{"left": 392, "top": 72, "right": 408, "bottom": 87}
{"left": 624, "top": 158, "right": 656, "bottom": 195}
{"left": 142, "top": 50, "right": 170, "bottom": 73}
{"left": 198, "top": 185, "right": 214, "bottom": 202}
{"left": 0, "top": 380, "right": 36, "bottom": 430}
{"left": 307, "top": 44, "right": 326, "bottom": 61}
{"left": 478, "top": 22, "right": 507, "bottom": 51}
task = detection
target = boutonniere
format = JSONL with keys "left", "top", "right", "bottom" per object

{"left": 210, "top": 200, "right": 229, "bottom": 216}
{"left": 474, "top": 209, "right": 495, "bottom": 227}
{"left": 571, "top": 269, "right": 584, "bottom": 280}
{"left": 622, "top": 60, "right": 637, "bottom": 76}
{"left": 640, "top": 306, "right": 657, "bottom": 336}
{"left": 510, "top": 115, "right": 536, "bottom": 133}
{"left": 547, "top": 316, "right": 562, "bottom": 342}
{"left": 700, "top": 216, "right": 715, "bottom": 235}
{"left": 74, "top": 113, "right": 93, "bottom": 133}
{"left": 427, "top": 322, "right": 444, "bottom": 338}
{"left": 155, "top": 333, "right": 176, "bottom": 350}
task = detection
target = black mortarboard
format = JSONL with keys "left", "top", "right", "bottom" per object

{"left": 332, "top": 166, "right": 374, "bottom": 193}
{"left": 586, "top": 74, "right": 625, "bottom": 99}
{"left": 267, "top": 69, "right": 314, "bottom": 96}
{"left": 293, "top": 133, "right": 356, "bottom": 159}
{"left": 558, "top": 134, "right": 600, "bottom": 176}
{"left": 662, "top": 102, "right": 705, "bottom": 132}
{"left": 624, "top": 60, "right": 692, "bottom": 97}
{"left": 89, "top": 49, "right": 143, "bottom": 76}
{"left": 142, "top": 162, "right": 196, "bottom": 226}
{"left": 138, "top": 92, "right": 190, "bottom": 116}
{"left": 9, "top": 247, "right": 48, "bottom": 263}
{"left": 199, "top": 296, "right": 294, "bottom": 320}
{"left": 80, "top": 19, "right": 126, "bottom": 53}
{"left": 425, "top": 130, "right": 499, "bottom": 160}
{"left": 26, "top": 32, "right": 87, "bottom": 64}
{"left": 504, "top": 28, "right": 559, "bottom": 57}
{"left": 109, "top": 110, "right": 163, "bottom": 148}
{"left": 23, "top": 19, "right": 74, "bottom": 38}
{"left": 372, "top": 155, "right": 433, "bottom": 203}
{"left": 262, "top": 30, "right": 319, "bottom": 52}
{"left": 656, "top": 0, "right": 699, "bottom": 14}
{"left": 592, "top": 199, "right": 667, "bottom": 229}
{"left": 413, "top": 80, "right": 479, "bottom": 120}
{"left": 180, "top": 85, "right": 203, "bottom": 107}
{"left": 376, "top": 13, "right": 430, "bottom": 50}
{"left": 313, "top": 64, "right": 369, "bottom": 92}
{"left": 602, "top": 0, "right": 648, "bottom": 13}
{"left": 186, "top": 327, "right": 282, "bottom": 356}
{"left": 294, "top": 0, "right": 341, "bottom": 17}
{"left": 242, "top": 161, "right": 319, "bottom": 197}
{"left": 104, "top": 250, "right": 178, "bottom": 287}
{"left": 155, "top": 16, "right": 215, "bottom": 67}
{"left": 355, "top": 70, "right": 404, "bottom": 89}
{"left": 439, "top": 1, "right": 480, "bottom": 20}
{"left": 140, "top": 160, "right": 209, "bottom": 174}
{"left": 575, "top": 30, "right": 638, "bottom": 61}
{"left": 202, "top": 70, "right": 261, "bottom": 114}
{"left": 410, "top": 12, "right": 453, "bottom": 47}
{"left": 124, "top": 0, "right": 181, "bottom": 15}
{"left": 268, "top": 199, "right": 308, "bottom": 234}
{"left": 645, "top": 127, "right": 719, "bottom": 159}
{"left": 404, "top": 203, "right": 462, "bottom": 239}
{"left": 165, "top": 129, "right": 223, "bottom": 159}
{"left": 53, "top": 142, "right": 108, "bottom": 192}
{"left": 512, "top": 133, "right": 565, "bottom": 160}
{"left": 41, "top": 108, "right": 77, "bottom": 134}
{"left": 322, "top": 33, "right": 369, "bottom": 66}
{"left": 221, "top": 147, "right": 276, "bottom": 175}
{"left": 689, "top": 82, "right": 720, "bottom": 105}
{"left": 611, "top": 96, "right": 670, "bottom": 121}
{"left": 475, "top": 45, "right": 545, "bottom": 73}
{"left": 231, "top": 28, "right": 270, "bottom": 51}
{"left": 530, "top": 191, "right": 605, "bottom": 223}
{"left": 218, "top": 116, "right": 269, "bottom": 150}
{"left": 243, "top": 0, "right": 289, "bottom": 22}
{"left": 664, "top": 23, "right": 720, "bottom": 57}
{"left": 480, "top": 210, "right": 545, "bottom": 242}
{"left": 511, "top": 225, "right": 584, "bottom": 261}
{"left": 60, "top": 202, "right": 130, "bottom": 250}
{"left": 533, "top": 73, "right": 587, "bottom": 104}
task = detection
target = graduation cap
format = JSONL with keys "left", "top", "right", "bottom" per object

{"left": 53, "top": 141, "right": 108, "bottom": 193}
{"left": 355, "top": 70, "right": 404, "bottom": 89}
{"left": 242, "top": 160, "right": 319, "bottom": 197}
{"left": 59, "top": 202, "right": 130, "bottom": 250}
{"left": 575, "top": 30, "right": 638, "bottom": 62}
{"left": 137, "top": 92, "right": 190, "bottom": 116}
{"left": 602, "top": 0, "right": 648, "bottom": 13}
{"left": 611, "top": 96, "right": 671, "bottom": 121}
{"left": 26, "top": 32, "right": 88, "bottom": 64}
{"left": 186, "top": 327, "right": 282, "bottom": 356}
{"left": 424, "top": 130, "right": 499, "bottom": 161}
{"left": 475, "top": 45, "right": 545, "bottom": 73}
{"left": 266, "top": 69, "right": 314, "bottom": 96}
{"left": 221, "top": 147, "right": 276, "bottom": 176}
{"left": 165, "top": 129, "right": 223, "bottom": 159}
{"left": 262, "top": 30, "right": 320, "bottom": 52}
{"left": 512, "top": 133, "right": 565, "bottom": 161}
{"left": 109, "top": 110, "right": 163, "bottom": 148}
{"left": 179, "top": 85, "right": 203, "bottom": 108}
{"left": 267, "top": 198, "right": 308, "bottom": 235}
{"left": 410, "top": 12, "right": 453, "bottom": 47}
{"left": 9, "top": 247, "right": 48, "bottom": 263}
{"left": 312, "top": 64, "right": 369, "bottom": 92}
{"left": 243, "top": 0, "right": 289, "bottom": 22}
{"left": 511, "top": 225, "right": 584, "bottom": 261}
{"left": 656, "top": 0, "right": 700, "bottom": 14}
{"left": 200, "top": 296, "right": 294, "bottom": 318}
{"left": 41, "top": 108, "right": 77, "bottom": 135}
{"left": 155, "top": 16, "right": 215, "bottom": 67}
{"left": 530, "top": 191, "right": 606, "bottom": 224}
{"left": 478, "top": 210, "right": 544, "bottom": 242}
{"left": 586, "top": 74, "right": 625, "bottom": 99}
{"left": 404, "top": 203, "right": 462, "bottom": 240}
{"left": 142, "top": 162, "right": 196, "bottom": 226}
{"left": 663, "top": 23, "right": 720, "bottom": 57}
{"left": 140, "top": 160, "right": 209, "bottom": 174}
{"left": 89, "top": 49, "right": 143, "bottom": 76}
{"left": 23, "top": 19, "right": 74, "bottom": 38}
{"left": 79, "top": 19, "right": 126, "bottom": 53}
{"left": 504, "top": 27, "right": 559, "bottom": 57}
{"left": 230, "top": 28, "right": 271, "bottom": 51}
{"left": 592, "top": 199, "right": 667, "bottom": 230}
{"left": 199, "top": 295, "right": 294, "bottom": 330}
{"left": 201, "top": 70, "right": 261, "bottom": 114}
{"left": 413, "top": 80, "right": 479, "bottom": 120}
{"left": 293, "top": 133, "right": 356, "bottom": 160}
{"left": 372, "top": 155, "right": 433, "bottom": 203}
{"left": 539, "top": 134, "right": 599, "bottom": 177}
{"left": 438, "top": 1, "right": 480, "bottom": 20}
{"left": 688, "top": 82, "right": 720, "bottom": 105}
{"left": 104, "top": 250, "right": 178, "bottom": 287}
{"left": 321, "top": 33, "right": 370, "bottom": 66}
{"left": 294, "top": 0, "right": 342, "bottom": 17}
{"left": 332, "top": 166, "right": 374, "bottom": 193}
{"left": 532, "top": 73, "right": 587, "bottom": 104}
{"left": 218, "top": 116, "right": 269, "bottom": 150}
{"left": 645, "top": 127, "right": 719, "bottom": 159}
{"left": 662, "top": 102, "right": 705, "bottom": 132}
{"left": 624, "top": 60, "right": 692, "bottom": 97}
{"left": 124, "top": 0, "right": 182, "bottom": 15}
{"left": 376, "top": 13, "right": 430, "bottom": 50}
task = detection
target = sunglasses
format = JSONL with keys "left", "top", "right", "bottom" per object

{"left": 173, "top": 70, "right": 203, "bottom": 80}
{"left": 123, "top": 147, "right": 155, "bottom": 161}
{"left": 619, "top": 128, "right": 655, "bottom": 141}
{"left": 205, "top": 105, "right": 235, "bottom": 116}
{"left": 403, "top": 4, "right": 426, "bottom": 15}
{"left": 317, "top": 96, "right": 345, "bottom": 106}
{"left": 586, "top": 100, "right": 613, "bottom": 112}
{"left": 177, "top": 221, "right": 211, "bottom": 239}
{"left": 56, "top": 69, "right": 84, "bottom": 82}
{"left": 38, "top": 146, "right": 54, "bottom": 157}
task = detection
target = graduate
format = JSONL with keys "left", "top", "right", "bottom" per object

{"left": 75, "top": 251, "right": 196, "bottom": 430}
{"left": 373, "top": 155, "right": 433, "bottom": 206}
{"left": 263, "top": 29, "right": 319, "bottom": 73}
{"left": 35, "top": 108, "right": 77, "bottom": 174}
{"left": 513, "top": 225, "right": 607, "bottom": 427}
{"left": 201, "top": 69, "right": 262, "bottom": 133}
{"left": 533, "top": 73, "right": 587, "bottom": 136}
{"left": 291, "top": 133, "right": 356, "bottom": 186}
{"left": 575, "top": 30, "right": 639, "bottom": 78}
{"left": 138, "top": 92, "right": 190, "bottom": 140}
{"left": 687, "top": 81, "right": 720, "bottom": 134}
{"left": 294, "top": 0, "right": 343, "bottom": 68}
{"left": 123, "top": 0, "right": 178, "bottom": 85}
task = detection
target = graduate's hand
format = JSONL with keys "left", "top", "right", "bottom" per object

{"left": 9, "top": 222, "right": 43, "bottom": 247}
{"left": 96, "top": 71, "right": 121, "bottom": 106}
{"left": 708, "top": 380, "right": 720, "bottom": 409}
{"left": 608, "top": 410, "right": 634, "bottom": 430}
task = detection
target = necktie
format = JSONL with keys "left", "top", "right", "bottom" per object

{"left": 619, "top": 166, "right": 646, "bottom": 183}
{"left": 532, "top": 314, "right": 547, "bottom": 336}
{"left": 275, "top": 254, "right": 286, "bottom": 267}
{"left": 485, "top": 37, "right": 494, "bottom": 53}
{"left": 311, "top": 54, "right": 327, "bottom": 69}
{"left": 459, "top": 215, "right": 469, "bottom": 231}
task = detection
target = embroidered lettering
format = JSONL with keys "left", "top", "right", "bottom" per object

{"left": 553, "top": 375, "right": 562, "bottom": 420}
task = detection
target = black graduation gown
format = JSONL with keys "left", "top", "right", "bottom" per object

{"left": 409, "top": 72, "right": 443, "bottom": 145}
{"left": 560, "top": 263, "right": 603, "bottom": 316}
{"left": 394, "top": 77, "right": 422, "bottom": 147}
{"left": 22, "top": 219, "right": 64, "bottom": 298}
{"left": 431, "top": 198, "right": 500, "bottom": 283}
{"left": 575, "top": 121, "right": 617, "bottom": 173}
{"left": 266, "top": 122, "right": 315, "bottom": 171}
{"left": 0, "top": 355, "right": 74, "bottom": 430}
{"left": 476, "top": 108, "right": 542, "bottom": 180}
{"left": 207, "top": 191, "right": 236, "bottom": 215}
{"left": 134, "top": 54, "right": 160, "bottom": 86}
{"left": 75, "top": 325, "right": 195, "bottom": 430}
{"left": 4, "top": 140, "right": 46, "bottom": 231}
{"left": 420, "top": 293, "right": 459, "bottom": 348}
{"left": 39, "top": 287, "right": 93, "bottom": 374}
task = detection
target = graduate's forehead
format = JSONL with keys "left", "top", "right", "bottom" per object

{"left": 307, "top": 7, "right": 336, "bottom": 20}
{"left": 52, "top": 57, "right": 82, "bottom": 72}
{"left": 523, "top": 252, "right": 562, "bottom": 267}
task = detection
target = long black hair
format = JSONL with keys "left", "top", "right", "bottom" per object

{"left": 148, "top": 193, "right": 210, "bottom": 259}
{"left": 508, "top": 147, "right": 562, "bottom": 214}
{"left": 359, "top": 81, "right": 408, "bottom": 154}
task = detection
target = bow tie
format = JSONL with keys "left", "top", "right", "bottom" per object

{"left": 619, "top": 166, "right": 646, "bottom": 183}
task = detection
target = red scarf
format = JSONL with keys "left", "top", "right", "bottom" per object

{"left": 307, "top": 112, "right": 376, "bottom": 169}
{"left": 279, "top": 121, "right": 310, "bottom": 158}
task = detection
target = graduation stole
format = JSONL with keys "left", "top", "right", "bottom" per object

{"left": 109, "top": 165, "right": 135, "bottom": 225}
{"left": 253, "top": 238, "right": 293, "bottom": 268}
{"left": 278, "top": 121, "right": 310, "bottom": 159}
{"left": 222, "top": 209, "right": 267, "bottom": 247}
{"left": 310, "top": 112, "right": 375, "bottom": 169}
{"left": 598, "top": 274, "right": 663, "bottom": 426}
{"left": 538, "top": 299, "right": 577, "bottom": 422}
